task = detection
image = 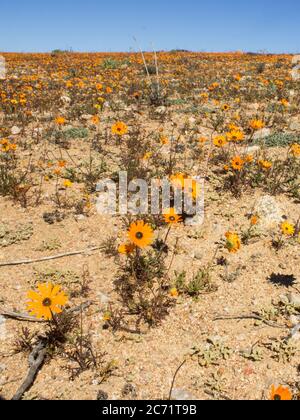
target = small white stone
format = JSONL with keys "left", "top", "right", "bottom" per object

{"left": 11, "top": 126, "right": 21, "bottom": 135}
{"left": 171, "top": 388, "right": 197, "bottom": 401}
{"left": 0, "top": 316, "right": 7, "bottom": 341}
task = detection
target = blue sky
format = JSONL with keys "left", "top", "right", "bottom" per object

{"left": 1, "top": 0, "right": 299, "bottom": 53}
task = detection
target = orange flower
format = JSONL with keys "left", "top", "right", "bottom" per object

{"left": 249, "top": 119, "right": 265, "bottom": 130}
{"left": 128, "top": 221, "right": 154, "bottom": 249}
{"left": 170, "top": 288, "right": 179, "bottom": 298}
{"left": 270, "top": 385, "right": 292, "bottom": 401}
{"left": 250, "top": 215, "right": 259, "bottom": 226}
{"left": 118, "top": 243, "right": 136, "bottom": 255}
{"left": 213, "top": 135, "right": 228, "bottom": 148}
{"left": 170, "top": 173, "right": 186, "bottom": 189}
{"left": 226, "top": 130, "right": 244, "bottom": 142}
{"left": 231, "top": 156, "right": 244, "bottom": 171}
{"left": 290, "top": 143, "right": 300, "bottom": 157}
{"left": 111, "top": 121, "right": 128, "bottom": 136}
{"left": 222, "top": 104, "right": 230, "bottom": 111}
{"left": 198, "top": 136, "right": 207, "bottom": 144}
{"left": 163, "top": 208, "right": 183, "bottom": 225}
{"left": 160, "top": 135, "right": 169, "bottom": 145}
{"left": 58, "top": 160, "right": 66, "bottom": 168}
{"left": 27, "top": 283, "right": 68, "bottom": 320}
{"left": 91, "top": 115, "right": 100, "bottom": 125}
{"left": 55, "top": 116, "right": 66, "bottom": 125}
{"left": 225, "top": 232, "right": 241, "bottom": 253}
{"left": 258, "top": 160, "right": 272, "bottom": 170}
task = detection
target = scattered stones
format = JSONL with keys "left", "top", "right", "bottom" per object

{"left": 43, "top": 211, "right": 66, "bottom": 225}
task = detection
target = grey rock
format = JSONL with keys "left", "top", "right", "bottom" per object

{"left": 0, "top": 316, "right": 7, "bottom": 341}
{"left": 253, "top": 128, "right": 271, "bottom": 140}
{"left": 155, "top": 106, "right": 167, "bottom": 115}
{"left": 171, "top": 388, "right": 197, "bottom": 401}
{"left": 288, "top": 293, "right": 300, "bottom": 308}
{"left": 254, "top": 196, "right": 284, "bottom": 229}
{"left": 98, "top": 292, "right": 110, "bottom": 306}
{"left": 81, "top": 114, "right": 93, "bottom": 121}
{"left": 289, "top": 117, "right": 300, "bottom": 131}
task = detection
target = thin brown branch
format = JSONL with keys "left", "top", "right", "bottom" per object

{"left": 0, "top": 247, "right": 101, "bottom": 267}
{"left": 214, "top": 314, "right": 286, "bottom": 329}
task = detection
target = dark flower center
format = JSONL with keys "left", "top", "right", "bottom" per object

{"left": 169, "top": 216, "right": 176, "bottom": 222}
{"left": 42, "top": 298, "right": 52, "bottom": 307}
{"left": 274, "top": 395, "right": 282, "bottom": 401}
{"left": 136, "top": 232, "right": 144, "bottom": 240}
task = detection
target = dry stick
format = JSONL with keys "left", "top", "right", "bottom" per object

{"left": 214, "top": 314, "right": 286, "bottom": 329}
{"left": 168, "top": 359, "right": 187, "bottom": 401}
{"left": 152, "top": 43, "right": 160, "bottom": 96}
{"left": 133, "top": 37, "right": 153, "bottom": 92}
{"left": 0, "top": 246, "right": 101, "bottom": 268}
{"left": 12, "top": 341, "right": 47, "bottom": 401}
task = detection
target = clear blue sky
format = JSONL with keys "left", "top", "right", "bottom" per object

{"left": 1, "top": 0, "right": 299, "bottom": 53}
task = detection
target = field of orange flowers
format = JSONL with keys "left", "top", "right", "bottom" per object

{"left": 0, "top": 51, "right": 299, "bottom": 400}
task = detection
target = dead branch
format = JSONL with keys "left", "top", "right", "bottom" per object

{"left": 213, "top": 314, "right": 286, "bottom": 329}
{"left": 0, "top": 247, "right": 101, "bottom": 268}
{"left": 12, "top": 341, "right": 47, "bottom": 400}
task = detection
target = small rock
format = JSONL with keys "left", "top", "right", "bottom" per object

{"left": 287, "top": 293, "right": 300, "bottom": 308}
{"left": 289, "top": 117, "right": 300, "bottom": 131}
{"left": 290, "top": 324, "right": 300, "bottom": 341}
{"left": 0, "top": 316, "right": 7, "bottom": 341}
{"left": 97, "top": 390, "right": 109, "bottom": 400}
{"left": 171, "top": 388, "right": 197, "bottom": 401}
{"left": 75, "top": 214, "right": 86, "bottom": 221}
{"left": 122, "top": 383, "right": 137, "bottom": 398}
{"left": 254, "top": 196, "right": 284, "bottom": 229}
{"left": 253, "top": 128, "right": 271, "bottom": 140}
{"left": 193, "top": 251, "right": 203, "bottom": 260}
{"left": 11, "top": 126, "right": 21, "bottom": 135}
{"left": 81, "top": 114, "right": 93, "bottom": 121}
{"left": 60, "top": 95, "right": 71, "bottom": 105}
{"left": 245, "top": 145, "right": 261, "bottom": 154}
{"left": 155, "top": 106, "right": 167, "bottom": 115}
{"left": 289, "top": 315, "right": 300, "bottom": 327}
{"left": 98, "top": 292, "right": 110, "bottom": 306}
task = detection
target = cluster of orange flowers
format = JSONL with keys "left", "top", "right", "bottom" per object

{"left": 0, "top": 138, "right": 17, "bottom": 153}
